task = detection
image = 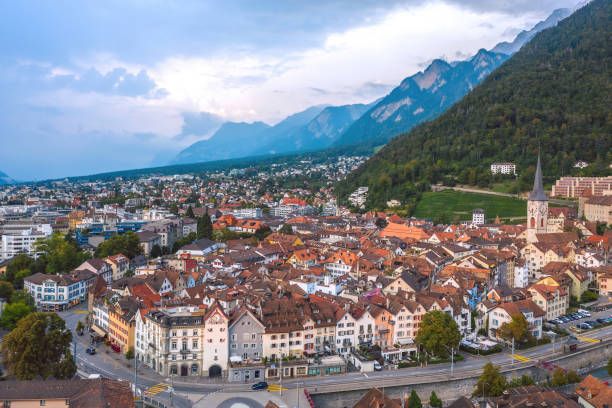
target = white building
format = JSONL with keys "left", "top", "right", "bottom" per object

{"left": 348, "top": 187, "right": 368, "bottom": 208}
{"left": 0, "top": 224, "right": 52, "bottom": 261}
{"left": 24, "top": 270, "right": 95, "bottom": 311}
{"left": 232, "top": 208, "right": 263, "bottom": 219}
{"left": 472, "top": 208, "right": 485, "bottom": 225}
{"left": 490, "top": 162, "right": 516, "bottom": 175}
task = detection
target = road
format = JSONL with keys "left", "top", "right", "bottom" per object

{"left": 60, "top": 305, "right": 612, "bottom": 406}
{"left": 432, "top": 185, "right": 577, "bottom": 207}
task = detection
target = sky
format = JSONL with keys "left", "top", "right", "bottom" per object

{"left": 0, "top": 0, "right": 581, "bottom": 181}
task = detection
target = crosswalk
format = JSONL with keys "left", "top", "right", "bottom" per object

{"left": 577, "top": 336, "right": 599, "bottom": 344}
{"left": 508, "top": 354, "right": 531, "bottom": 363}
{"left": 143, "top": 382, "right": 170, "bottom": 396}
{"left": 267, "top": 384, "right": 288, "bottom": 392}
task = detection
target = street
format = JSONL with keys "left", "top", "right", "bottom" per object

{"left": 59, "top": 304, "right": 612, "bottom": 407}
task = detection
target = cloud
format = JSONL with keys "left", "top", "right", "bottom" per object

{"left": 0, "top": 0, "right": 584, "bottom": 180}
{"left": 175, "top": 112, "right": 224, "bottom": 141}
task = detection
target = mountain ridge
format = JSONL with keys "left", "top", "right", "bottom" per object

{"left": 336, "top": 0, "right": 612, "bottom": 210}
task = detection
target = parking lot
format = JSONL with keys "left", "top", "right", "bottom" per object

{"left": 549, "top": 307, "right": 612, "bottom": 333}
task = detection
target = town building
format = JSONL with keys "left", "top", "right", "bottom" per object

{"left": 526, "top": 156, "right": 549, "bottom": 243}
{"left": 490, "top": 162, "right": 516, "bottom": 175}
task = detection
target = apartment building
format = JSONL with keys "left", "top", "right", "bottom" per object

{"left": 552, "top": 176, "right": 612, "bottom": 198}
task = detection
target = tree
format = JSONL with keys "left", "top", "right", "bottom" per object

{"left": 498, "top": 314, "right": 530, "bottom": 343}
{"left": 0, "top": 302, "right": 32, "bottom": 330}
{"left": 429, "top": 390, "right": 442, "bottom": 408}
{"left": 567, "top": 371, "right": 581, "bottom": 384}
{"left": 407, "top": 390, "right": 422, "bottom": 408}
{"left": 472, "top": 362, "right": 507, "bottom": 397}
{"left": 580, "top": 291, "right": 598, "bottom": 303}
{"left": 551, "top": 368, "right": 568, "bottom": 387}
{"left": 35, "top": 233, "right": 89, "bottom": 274}
{"left": 169, "top": 203, "right": 179, "bottom": 216}
{"left": 197, "top": 214, "right": 213, "bottom": 240}
{"left": 509, "top": 375, "right": 535, "bottom": 388}
{"left": 95, "top": 231, "right": 142, "bottom": 259}
{"left": 125, "top": 348, "right": 134, "bottom": 360}
{"left": 607, "top": 357, "right": 612, "bottom": 376}
{"left": 1, "top": 312, "right": 76, "bottom": 380}
{"left": 76, "top": 320, "right": 85, "bottom": 334}
{"left": 0, "top": 281, "right": 15, "bottom": 300}
{"left": 150, "top": 244, "right": 162, "bottom": 259}
{"left": 185, "top": 206, "right": 195, "bottom": 218}
{"left": 414, "top": 310, "right": 461, "bottom": 357}
{"left": 254, "top": 226, "right": 272, "bottom": 241}
{"left": 279, "top": 224, "right": 294, "bottom": 235}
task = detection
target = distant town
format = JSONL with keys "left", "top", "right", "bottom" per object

{"left": 0, "top": 154, "right": 611, "bottom": 408}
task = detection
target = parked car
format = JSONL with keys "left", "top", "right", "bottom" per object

{"left": 585, "top": 320, "right": 598, "bottom": 327}
{"left": 579, "top": 323, "right": 592, "bottom": 330}
{"left": 374, "top": 361, "right": 383, "bottom": 371}
{"left": 578, "top": 310, "right": 591, "bottom": 317}
{"left": 251, "top": 381, "right": 268, "bottom": 390}
{"left": 569, "top": 326, "right": 579, "bottom": 333}
{"left": 86, "top": 346, "right": 96, "bottom": 355}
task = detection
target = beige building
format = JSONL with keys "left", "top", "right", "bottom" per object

{"left": 527, "top": 284, "right": 569, "bottom": 321}
{"left": 141, "top": 306, "right": 206, "bottom": 377}
{"left": 583, "top": 195, "right": 612, "bottom": 225}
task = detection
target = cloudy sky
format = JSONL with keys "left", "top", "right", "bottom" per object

{"left": 0, "top": 0, "right": 580, "bottom": 180}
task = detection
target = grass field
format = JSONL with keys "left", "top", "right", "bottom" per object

{"left": 413, "top": 190, "right": 527, "bottom": 222}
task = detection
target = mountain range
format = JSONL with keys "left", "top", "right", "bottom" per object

{"left": 336, "top": 0, "right": 611, "bottom": 210}
{"left": 174, "top": 8, "right": 572, "bottom": 166}
{"left": 0, "top": 170, "right": 15, "bottom": 185}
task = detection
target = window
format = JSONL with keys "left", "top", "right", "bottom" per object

{"left": 40, "top": 401, "right": 46, "bottom": 406}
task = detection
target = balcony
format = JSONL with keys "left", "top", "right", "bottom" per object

{"left": 180, "top": 349, "right": 189, "bottom": 354}
{"left": 379, "top": 329, "right": 390, "bottom": 334}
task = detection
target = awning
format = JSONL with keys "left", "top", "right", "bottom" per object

{"left": 91, "top": 325, "right": 106, "bottom": 336}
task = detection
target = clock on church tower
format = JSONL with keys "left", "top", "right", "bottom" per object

{"left": 526, "top": 155, "right": 548, "bottom": 243}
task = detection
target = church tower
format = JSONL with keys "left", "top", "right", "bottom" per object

{"left": 527, "top": 155, "right": 548, "bottom": 243}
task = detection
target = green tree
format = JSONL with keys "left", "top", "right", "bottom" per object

{"left": 279, "top": 224, "right": 294, "bottom": 234}
{"left": 9, "top": 290, "right": 35, "bottom": 306}
{"left": 95, "top": 231, "right": 142, "bottom": 259}
{"left": 185, "top": 206, "right": 195, "bottom": 218}
{"left": 428, "top": 390, "right": 442, "bottom": 408}
{"left": 567, "top": 371, "right": 581, "bottom": 384}
{"left": 35, "top": 233, "right": 89, "bottom": 274}
{"left": 407, "top": 390, "right": 422, "bottom": 408}
{"left": 1, "top": 312, "right": 77, "bottom": 380}
{"left": 254, "top": 226, "right": 272, "bottom": 241}
{"left": 607, "top": 357, "right": 612, "bottom": 376}
{"left": 169, "top": 203, "right": 179, "bottom": 215}
{"left": 197, "top": 214, "right": 213, "bottom": 240}
{"left": 76, "top": 320, "right": 85, "bottom": 334}
{"left": 509, "top": 374, "right": 535, "bottom": 388}
{"left": 498, "top": 314, "right": 530, "bottom": 343}
{"left": 125, "top": 348, "right": 134, "bottom": 360}
{"left": 4, "top": 254, "right": 33, "bottom": 284}
{"left": 551, "top": 368, "right": 568, "bottom": 387}
{"left": 473, "top": 362, "right": 507, "bottom": 397}
{"left": 150, "top": 244, "right": 162, "bottom": 259}
{"left": 0, "top": 281, "right": 15, "bottom": 300}
{"left": 580, "top": 291, "right": 598, "bottom": 303}
{"left": 0, "top": 302, "right": 32, "bottom": 330}
{"left": 414, "top": 310, "right": 461, "bottom": 357}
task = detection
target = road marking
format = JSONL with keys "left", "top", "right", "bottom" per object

{"left": 143, "top": 382, "right": 171, "bottom": 396}
{"left": 577, "top": 336, "right": 599, "bottom": 344}
{"left": 509, "top": 354, "right": 531, "bottom": 363}
{"left": 267, "top": 384, "right": 288, "bottom": 391}
{"left": 73, "top": 310, "right": 89, "bottom": 314}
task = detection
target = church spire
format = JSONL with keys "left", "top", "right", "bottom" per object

{"left": 528, "top": 154, "right": 548, "bottom": 201}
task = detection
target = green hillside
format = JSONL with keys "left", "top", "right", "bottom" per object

{"left": 336, "top": 0, "right": 612, "bottom": 210}
{"left": 413, "top": 190, "right": 526, "bottom": 223}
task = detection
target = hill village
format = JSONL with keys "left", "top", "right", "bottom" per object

{"left": 0, "top": 155, "right": 611, "bottom": 407}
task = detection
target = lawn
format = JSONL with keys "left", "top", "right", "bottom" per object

{"left": 413, "top": 190, "right": 527, "bottom": 222}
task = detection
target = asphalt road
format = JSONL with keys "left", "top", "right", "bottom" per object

{"left": 59, "top": 304, "right": 612, "bottom": 406}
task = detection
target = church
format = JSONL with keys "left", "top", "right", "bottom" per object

{"left": 526, "top": 155, "right": 549, "bottom": 243}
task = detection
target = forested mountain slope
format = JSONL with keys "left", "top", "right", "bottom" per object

{"left": 337, "top": 0, "right": 612, "bottom": 210}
